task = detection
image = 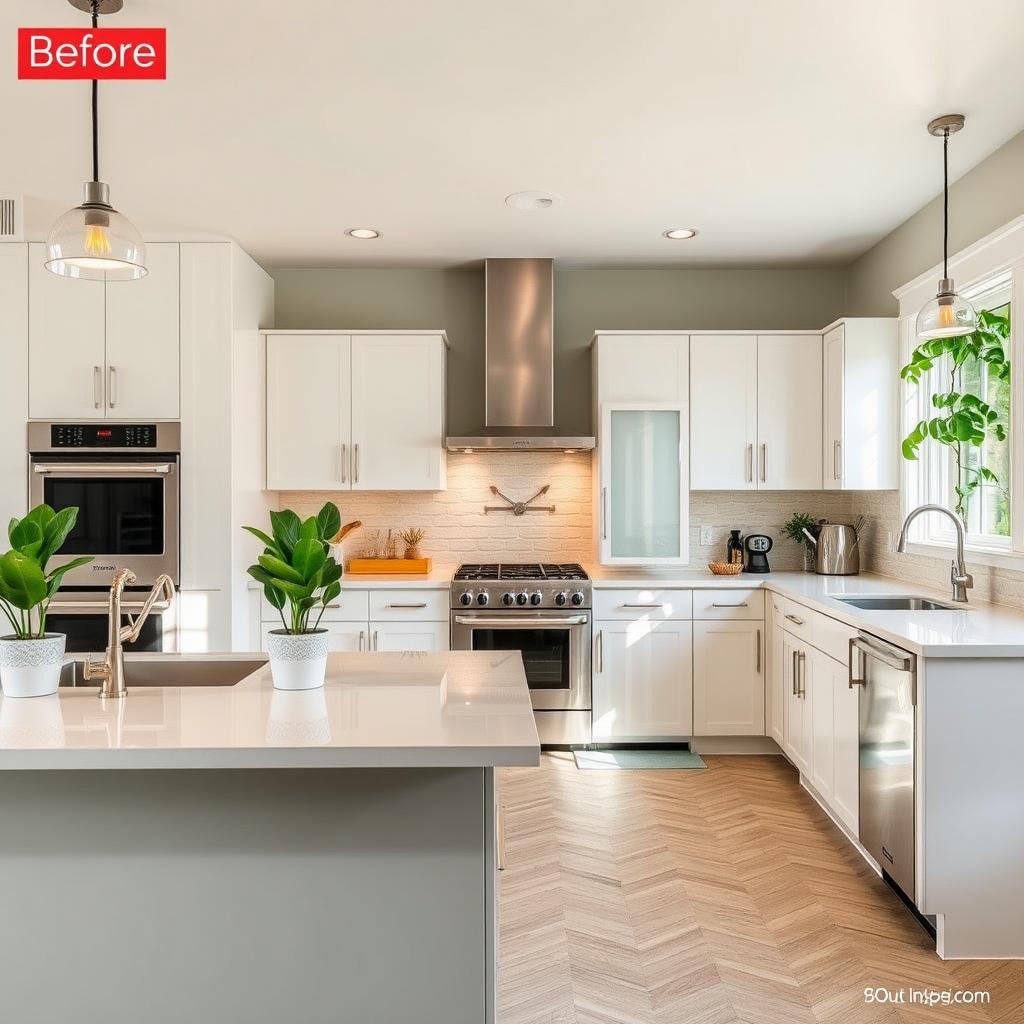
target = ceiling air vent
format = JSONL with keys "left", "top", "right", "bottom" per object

{"left": 0, "top": 196, "right": 24, "bottom": 241}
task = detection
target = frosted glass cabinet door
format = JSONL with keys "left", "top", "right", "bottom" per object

{"left": 599, "top": 403, "right": 687, "bottom": 565}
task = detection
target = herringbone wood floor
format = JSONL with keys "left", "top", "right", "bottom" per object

{"left": 497, "top": 753, "right": 1023, "bottom": 1024}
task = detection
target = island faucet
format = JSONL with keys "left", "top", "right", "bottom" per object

{"left": 83, "top": 568, "right": 177, "bottom": 698}
{"left": 896, "top": 504, "right": 974, "bottom": 603}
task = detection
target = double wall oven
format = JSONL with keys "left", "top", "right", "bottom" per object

{"left": 450, "top": 564, "right": 592, "bottom": 746}
{"left": 27, "top": 422, "right": 180, "bottom": 653}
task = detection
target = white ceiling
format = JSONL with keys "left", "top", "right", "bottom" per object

{"left": 4, "top": 0, "right": 1024, "bottom": 269}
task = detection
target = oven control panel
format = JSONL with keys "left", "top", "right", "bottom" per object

{"left": 51, "top": 424, "right": 157, "bottom": 448}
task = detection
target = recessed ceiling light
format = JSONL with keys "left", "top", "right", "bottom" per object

{"left": 346, "top": 228, "right": 381, "bottom": 239}
{"left": 505, "top": 191, "right": 559, "bottom": 211}
{"left": 663, "top": 228, "right": 698, "bottom": 240}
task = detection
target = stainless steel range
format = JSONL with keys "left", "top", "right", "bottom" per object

{"left": 450, "top": 563, "right": 591, "bottom": 746}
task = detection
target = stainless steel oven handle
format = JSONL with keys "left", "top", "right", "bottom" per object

{"left": 33, "top": 463, "right": 175, "bottom": 475}
{"left": 453, "top": 615, "right": 587, "bottom": 627}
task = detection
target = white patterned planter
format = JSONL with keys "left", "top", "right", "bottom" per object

{"left": 0, "top": 634, "right": 67, "bottom": 698}
{"left": 265, "top": 629, "right": 329, "bottom": 691}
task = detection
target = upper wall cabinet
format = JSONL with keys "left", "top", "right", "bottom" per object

{"left": 822, "top": 318, "right": 898, "bottom": 490}
{"left": 592, "top": 334, "right": 689, "bottom": 565}
{"left": 265, "top": 331, "right": 447, "bottom": 492}
{"left": 690, "top": 333, "right": 822, "bottom": 490}
{"left": 28, "top": 243, "right": 180, "bottom": 420}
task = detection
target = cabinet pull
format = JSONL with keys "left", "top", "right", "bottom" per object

{"left": 746, "top": 443, "right": 753, "bottom": 483}
{"left": 341, "top": 444, "right": 347, "bottom": 484}
{"left": 621, "top": 602, "right": 660, "bottom": 609}
{"left": 848, "top": 636, "right": 866, "bottom": 689}
{"left": 784, "top": 613, "right": 804, "bottom": 626}
{"left": 755, "top": 629, "right": 761, "bottom": 673}
{"left": 595, "top": 629, "right": 603, "bottom": 673}
{"left": 387, "top": 603, "right": 427, "bottom": 609}
{"left": 833, "top": 439, "right": 841, "bottom": 481}
{"left": 759, "top": 443, "right": 767, "bottom": 482}
{"left": 93, "top": 366, "right": 102, "bottom": 409}
{"left": 495, "top": 802, "right": 507, "bottom": 872}
{"left": 601, "top": 487, "right": 608, "bottom": 540}
{"left": 792, "top": 650, "right": 798, "bottom": 695}
{"left": 798, "top": 651, "right": 807, "bottom": 697}
{"left": 358, "top": 630, "right": 366, "bottom": 651}
{"left": 354, "top": 443, "right": 360, "bottom": 484}
{"left": 372, "top": 629, "right": 378, "bottom": 651}
{"left": 711, "top": 601, "right": 748, "bottom": 608}
{"left": 108, "top": 366, "right": 117, "bottom": 408}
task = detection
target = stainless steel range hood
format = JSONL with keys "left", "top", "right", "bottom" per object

{"left": 446, "top": 258, "right": 595, "bottom": 452}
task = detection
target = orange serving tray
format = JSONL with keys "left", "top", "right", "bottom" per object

{"left": 346, "top": 558, "right": 432, "bottom": 575}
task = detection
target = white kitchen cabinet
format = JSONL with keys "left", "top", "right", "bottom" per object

{"left": 831, "top": 651, "right": 860, "bottom": 834}
{"left": 822, "top": 318, "right": 898, "bottom": 490}
{"left": 592, "top": 619, "right": 693, "bottom": 741}
{"left": 28, "top": 242, "right": 180, "bottom": 420}
{"left": 598, "top": 403, "right": 687, "bottom": 564}
{"left": 782, "top": 630, "right": 813, "bottom": 774}
{"left": 810, "top": 647, "right": 836, "bottom": 801}
{"left": 767, "top": 595, "right": 785, "bottom": 746}
{"left": 591, "top": 334, "right": 689, "bottom": 566}
{"left": 0, "top": 244, "right": 28, "bottom": 529}
{"left": 690, "top": 334, "right": 758, "bottom": 489}
{"left": 756, "top": 334, "right": 822, "bottom": 489}
{"left": 266, "top": 333, "right": 351, "bottom": 490}
{"left": 692, "top": 620, "right": 764, "bottom": 736}
{"left": 265, "top": 331, "right": 447, "bottom": 492}
{"left": 103, "top": 243, "right": 180, "bottom": 419}
{"left": 370, "top": 620, "right": 449, "bottom": 652}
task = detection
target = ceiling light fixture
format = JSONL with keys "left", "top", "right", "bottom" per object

{"left": 663, "top": 228, "right": 698, "bottom": 240}
{"left": 345, "top": 228, "right": 381, "bottom": 239}
{"left": 915, "top": 114, "right": 977, "bottom": 340}
{"left": 44, "top": 0, "right": 147, "bottom": 281}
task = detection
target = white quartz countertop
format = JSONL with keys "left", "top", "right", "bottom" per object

{"left": 588, "top": 567, "right": 1024, "bottom": 658}
{"left": 0, "top": 652, "right": 541, "bottom": 770}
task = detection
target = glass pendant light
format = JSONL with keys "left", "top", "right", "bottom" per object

{"left": 44, "top": 0, "right": 146, "bottom": 281}
{"left": 916, "top": 114, "right": 975, "bottom": 340}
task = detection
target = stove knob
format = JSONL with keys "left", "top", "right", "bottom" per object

{"left": 515, "top": 591, "right": 529, "bottom": 606}
{"left": 459, "top": 591, "right": 474, "bottom": 607}
{"left": 477, "top": 592, "right": 489, "bottom": 606}
{"left": 501, "top": 592, "right": 515, "bottom": 607}
{"left": 530, "top": 591, "right": 543, "bottom": 606}
{"left": 554, "top": 591, "right": 568, "bottom": 607}
{"left": 570, "top": 591, "right": 585, "bottom": 606}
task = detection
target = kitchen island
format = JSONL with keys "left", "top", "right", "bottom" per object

{"left": 0, "top": 651, "right": 539, "bottom": 1024}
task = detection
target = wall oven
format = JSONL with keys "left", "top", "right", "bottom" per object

{"left": 28, "top": 422, "right": 180, "bottom": 591}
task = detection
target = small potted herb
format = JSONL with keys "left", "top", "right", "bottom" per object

{"left": 782, "top": 512, "right": 818, "bottom": 573}
{"left": 0, "top": 505, "right": 92, "bottom": 698}
{"left": 244, "top": 503, "right": 343, "bottom": 690}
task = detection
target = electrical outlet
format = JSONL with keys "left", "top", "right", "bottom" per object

{"left": 699, "top": 526, "right": 713, "bottom": 545}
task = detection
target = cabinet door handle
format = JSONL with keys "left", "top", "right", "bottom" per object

{"left": 386, "top": 603, "right": 427, "bottom": 609}
{"left": 746, "top": 443, "right": 753, "bottom": 483}
{"left": 595, "top": 629, "right": 603, "bottom": 673}
{"left": 755, "top": 628, "right": 761, "bottom": 673}
{"left": 621, "top": 602, "right": 660, "bottom": 609}
{"left": 799, "top": 651, "right": 807, "bottom": 697}
{"left": 833, "top": 439, "right": 841, "bottom": 481}
{"left": 711, "top": 602, "right": 748, "bottom": 608}
{"left": 792, "top": 650, "right": 798, "bottom": 695}
{"left": 372, "top": 629, "right": 378, "bottom": 651}
{"left": 108, "top": 366, "right": 117, "bottom": 408}
{"left": 495, "top": 802, "right": 507, "bottom": 872}
{"left": 354, "top": 443, "right": 360, "bottom": 484}
{"left": 93, "top": 366, "right": 103, "bottom": 409}
{"left": 848, "top": 636, "right": 866, "bottom": 688}
{"left": 759, "top": 443, "right": 767, "bottom": 483}
{"left": 784, "top": 613, "right": 805, "bottom": 626}
{"left": 358, "top": 630, "right": 365, "bottom": 651}
{"left": 601, "top": 487, "right": 608, "bottom": 540}
{"left": 341, "top": 444, "right": 347, "bottom": 484}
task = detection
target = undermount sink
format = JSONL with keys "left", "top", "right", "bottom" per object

{"left": 60, "top": 657, "right": 268, "bottom": 689}
{"left": 835, "top": 596, "right": 961, "bottom": 611}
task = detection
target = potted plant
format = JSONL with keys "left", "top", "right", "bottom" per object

{"left": 244, "top": 503, "right": 343, "bottom": 690}
{"left": 782, "top": 512, "right": 818, "bottom": 572}
{"left": 0, "top": 505, "right": 92, "bottom": 698}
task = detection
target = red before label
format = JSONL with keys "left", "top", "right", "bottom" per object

{"left": 18, "top": 28, "right": 166, "bottom": 79}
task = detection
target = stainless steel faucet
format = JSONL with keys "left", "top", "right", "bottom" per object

{"left": 896, "top": 504, "right": 974, "bottom": 603}
{"left": 84, "top": 568, "right": 177, "bottom": 698}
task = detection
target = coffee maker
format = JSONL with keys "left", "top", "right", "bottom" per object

{"left": 742, "top": 534, "right": 773, "bottom": 573}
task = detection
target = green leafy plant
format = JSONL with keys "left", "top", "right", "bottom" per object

{"left": 781, "top": 512, "right": 817, "bottom": 546}
{"left": 900, "top": 309, "right": 1010, "bottom": 523}
{"left": 0, "top": 505, "right": 92, "bottom": 640}
{"left": 244, "top": 503, "right": 343, "bottom": 635}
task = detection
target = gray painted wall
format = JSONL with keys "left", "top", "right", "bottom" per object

{"left": 272, "top": 266, "right": 846, "bottom": 435}
{"left": 846, "top": 128, "right": 1024, "bottom": 316}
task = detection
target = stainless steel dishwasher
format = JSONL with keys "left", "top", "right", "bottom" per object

{"left": 849, "top": 632, "right": 917, "bottom": 904}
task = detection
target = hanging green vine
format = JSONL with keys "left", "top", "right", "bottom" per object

{"left": 900, "top": 308, "right": 1010, "bottom": 524}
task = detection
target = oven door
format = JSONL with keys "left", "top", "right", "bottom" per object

{"left": 29, "top": 455, "right": 180, "bottom": 588}
{"left": 45, "top": 595, "right": 178, "bottom": 655}
{"left": 451, "top": 611, "right": 591, "bottom": 711}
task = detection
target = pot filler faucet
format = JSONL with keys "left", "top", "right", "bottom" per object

{"left": 896, "top": 504, "right": 974, "bottom": 603}
{"left": 83, "top": 567, "right": 177, "bottom": 698}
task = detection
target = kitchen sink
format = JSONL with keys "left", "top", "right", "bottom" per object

{"left": 59, "top": 657, "right": 268, "bottom": 688}
{"left": 835, "top": 596, "right": 961, "bottom": 611}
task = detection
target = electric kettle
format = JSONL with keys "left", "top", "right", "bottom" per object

{"left": 802, "top": 520, "right": 862, "bottom": 576}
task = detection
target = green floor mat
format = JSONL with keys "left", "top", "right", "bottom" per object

{"left": 572, "top": 749, "right": 707, "bottom": 770}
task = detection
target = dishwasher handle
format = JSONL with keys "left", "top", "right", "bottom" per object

{"left": 851, "top": 634, "right": 915, "bottom": 673}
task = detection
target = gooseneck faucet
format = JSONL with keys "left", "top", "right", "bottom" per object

{"left": 84, "top": 568, "right": 177, "bottom": 698}
{"left": 896, "top": 504, "right": 974, "bottom": 603}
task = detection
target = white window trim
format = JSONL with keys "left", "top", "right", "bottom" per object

{"left": 896, "top": 217, "right": 1024, "bottom": 569}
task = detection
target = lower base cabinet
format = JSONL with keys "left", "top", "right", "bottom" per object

{"left": 692, "top": 620, "right": 764, "bottom": 735}
{"left": 370, "top": 620, "right": 449, "bottom": 652}
{"left": 782, "top": 631, "right": 813, "bottom": 774}
{"left": 592, "top": 620, "right": 693, "bottom": 741}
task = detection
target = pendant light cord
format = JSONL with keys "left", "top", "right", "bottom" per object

{"left": 91, "top": 1, "right": 99, "bottom": 183}
{"left": 942, "top": 128, "right": 949, "bottom": 280}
